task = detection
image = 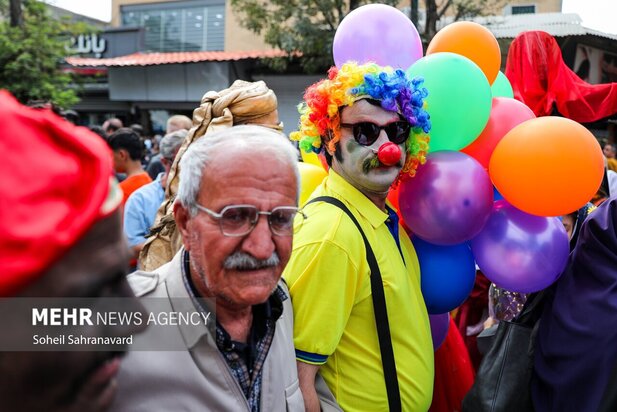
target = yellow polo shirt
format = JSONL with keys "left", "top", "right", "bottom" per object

{"left": 283, "top": 170, "right": 434, "bottom": 411}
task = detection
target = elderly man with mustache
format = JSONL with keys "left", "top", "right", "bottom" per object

{"left": 110, "top": 125, "right": 305, "bottom": 411}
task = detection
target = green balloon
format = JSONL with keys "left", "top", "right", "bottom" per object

{"left": 491, "top": 71, "right": 514, "bottom": 98}
{"left": 406, "top": 52, "right": 492, "bottom": 152}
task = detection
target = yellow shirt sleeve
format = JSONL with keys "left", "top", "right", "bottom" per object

{"left": 284, "top": 233, "right": 369, "bottom": 364}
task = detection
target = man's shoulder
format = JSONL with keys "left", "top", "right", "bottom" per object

{"left": 127, "top": 256, "right": 178, "bottom": 297}
{"left": 127, "top": 179, "right": 162, "bottom": 203}
{"left": 297, "top": 194, "right": 372, "bottom": 247}
{"left": 127, "top": 271, "right": 159, "bottom": 297}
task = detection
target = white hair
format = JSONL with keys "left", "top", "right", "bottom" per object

{"left": 177, "top": 125, "right": 300, "bottom": 216}
{"left": 160, "top": 129, "right": 187, "bottom": 160}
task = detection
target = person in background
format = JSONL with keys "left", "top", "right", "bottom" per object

{"left": 0, "top": 90, "right": 145, "bottom": 412}
{"left": 166, "top": 114, "right": 192, "bottom": 134}
{"left": 89, "top": 125, "right": 108, "bottom": 140}
{"left": 123, "top": 130, "right": 186, "bottom": 261}
{"left": 603, "top": 142, "right": 617, "bottom": 172}
{"left": 110, "top": 125, "right": 304, "bottom": 411}
{"left": 61, "top": 109, "right": 80, "bottom": 125}
{"left": 139, "top": 80, "right": 282, "bottom": 272}
{"left": 107, "top": 128, "right": 152, "bottom": 205}
{"left": 146, "top": 116, "right": 191, "bottom": 180}
{"left": 103, "top": 118, "right": 123, "bottom": 136}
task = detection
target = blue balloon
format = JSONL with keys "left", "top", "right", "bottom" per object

{"left": 413, "top": 236, "right": 476, "bottom": 314}
{"left": 493, "top": 186, "right": 504, "bottom": 201}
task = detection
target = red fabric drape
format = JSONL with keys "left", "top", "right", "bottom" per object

{"left": 505, "top": 31, "right": 617, "bottom": 122}
{"left": 430, "top": 318, "right": 475, "bottom": 412}
{"left": 454, "top": 271, "right": 491, "bottom": 371}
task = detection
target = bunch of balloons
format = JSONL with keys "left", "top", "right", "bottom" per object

{"left": 295, "top": 4, "right": 606, "bottom": 347}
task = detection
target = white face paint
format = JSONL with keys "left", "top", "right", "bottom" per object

{"left": 331, "top": 100, "right": 407, "bottom": 195}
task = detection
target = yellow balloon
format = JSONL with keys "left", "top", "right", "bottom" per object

{"left": 301, "top": 150, "right": 325, "bottom": 169}
{"left": 298, "top": 162, "right": 327, "bottom": 207}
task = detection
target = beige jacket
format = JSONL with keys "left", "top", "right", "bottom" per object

{"left": 110, "top": 250, "right": 304, "bottom": 411}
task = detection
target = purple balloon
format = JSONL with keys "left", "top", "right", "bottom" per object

{"left": 333, "top": 4, "right": 423, "bottom": 69}
{"left": 399, "top": 151, "right": 493, "bottom": 245}
{"left": 429, "top": 313, "right": 450, "bottom": 350}
{"left": 470, "top": 201, "right": 570, "bottom": 293}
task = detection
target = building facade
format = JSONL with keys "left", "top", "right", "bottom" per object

{"left": 66, "top": 0, "right": 616, "bottom": 134}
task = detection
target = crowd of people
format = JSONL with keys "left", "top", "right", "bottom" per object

{"left": 1, "top": 57, "right": 616, "bottom": 412}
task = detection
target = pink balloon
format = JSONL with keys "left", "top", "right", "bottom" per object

{"left": 333, "top": 4, "right": 423, "bottom": 69}
{"left": 461, "top": 97, "right": 535, "bottom": 169}
{"left": 399, "top": 151, "right": 493, "bottom": 245}
{"left": 470, "top": 201, "right": 570, "bottom": 293}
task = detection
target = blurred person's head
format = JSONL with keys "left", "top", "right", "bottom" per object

{"left": 159, "top": 129, "right": 187, "bottom": 175}
{"left": 61, "top": 109, "right": 80, "bottom": 125}
{"left": 89, "top": 125, "right": 108, "bottom": 140}
{"left": 107, "top": 128, "right": 145, "bottom": 174}
{"left": 0, "top": 90, "right": 145, "bottom": 412}
{"left": 102, "top": 118, "right": 123, "bottom": 135}
{"left": 166, "top": 115, "right": 192, "bottom": 134}
{"left": 603, "top": 143, "right": 616, "bottom": 159}
{"left": 130, "top": 123, "right": 144, "bottom": 138}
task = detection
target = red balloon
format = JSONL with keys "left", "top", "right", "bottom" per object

{"left": 461, "top": 97, "right": 535, "bottom": 169}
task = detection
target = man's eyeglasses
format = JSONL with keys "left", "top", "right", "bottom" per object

{"left": 340, "top": 120, "right": 411, "bottom": 146}
{"left": 195, "top": 204, "right": 306, "bottom": 237}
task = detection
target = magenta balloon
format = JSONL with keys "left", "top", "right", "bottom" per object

{"left": 470, "top": 201, "right": 570, "bottom": 294}
{"left": 399, "top": 151, "right": 493, "bottom": 245}
{"left": 429, "top": 313, "right": 449, "bottom": 350}
{"left": 333, "top": 4, "right": 423, "bottom": 69}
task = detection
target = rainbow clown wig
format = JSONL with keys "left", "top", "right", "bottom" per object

{"left": 290, "top": 62, "right": 431, "bottom": 177}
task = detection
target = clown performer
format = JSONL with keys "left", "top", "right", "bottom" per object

{"left": 283, "top": 62, "right": 434, "bottom": 412}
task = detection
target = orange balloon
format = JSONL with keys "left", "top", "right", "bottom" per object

{"left": 427, "top": 21, "right": 501, "bottom": 84}
{"left": 489, "top": 117, "right": 605, "bottom": 217}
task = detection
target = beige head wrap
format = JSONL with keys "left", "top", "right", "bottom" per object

{"left": 139, "top": 80, "right": 280, "bottom": 271}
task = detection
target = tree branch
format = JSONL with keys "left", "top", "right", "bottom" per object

{"left": 437, "top": 0, "right": 453, "bottom": 19}
{"left": 311, "top": 0, "right": 336, "bottom": 32}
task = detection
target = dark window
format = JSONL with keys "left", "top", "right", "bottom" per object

{"left": 121, "top": 0, "right": 225, "bottom": 52}
{"left": 511, "top": 5, "right": 536, "bottom": 14}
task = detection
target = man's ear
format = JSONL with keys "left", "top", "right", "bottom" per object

{"left": 118, "top": 148, "right": 129, "bottom": 161}
{"left": 174, "top": 201, "right": 192, "bottom": 251}
{"left": 323, "top": 131, "right": 335, "bottom": 155}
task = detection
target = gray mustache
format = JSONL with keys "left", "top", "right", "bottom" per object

{"left": 223, "top": 251, "right": 280, "bottom": 271}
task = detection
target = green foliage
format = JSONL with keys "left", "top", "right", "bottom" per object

{"left": 0, "top": 0, "right": 91, "bottom": 108}
{"left": 230, "top": 0, "right": 399, "bottom": 73}
{"left": 232, "top": 0, "right": 505, "bottom": 73}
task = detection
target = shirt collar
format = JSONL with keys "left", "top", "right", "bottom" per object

{"left": 325, "top": 169, "right": 391, "bottom": 229}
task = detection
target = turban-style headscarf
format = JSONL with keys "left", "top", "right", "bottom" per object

{"left": 506, "top": 31, "right": 617, "bottom": 122}
{"left": 139, "top": 80, "right": 280, "bottom": 271}
{"left": 291, "top": 62, "right": 431, "bottom": 177}
{"left": 0, "top": 91, "right": 121, "bottom": 296}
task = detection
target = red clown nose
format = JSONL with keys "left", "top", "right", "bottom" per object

{"left": 377, "top": 142, "right": 402, "bottom": 166}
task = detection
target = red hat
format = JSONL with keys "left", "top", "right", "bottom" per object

{"left": 0, "top": 91, "right": 122, "bottom": 296}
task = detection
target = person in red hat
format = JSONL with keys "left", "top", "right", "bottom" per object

{"left": 0, "top": 90, "right": 145, "bottom": 412}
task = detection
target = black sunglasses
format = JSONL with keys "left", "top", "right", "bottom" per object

{"left": 340, "top": 120, "right": 411, "bottom": 146}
